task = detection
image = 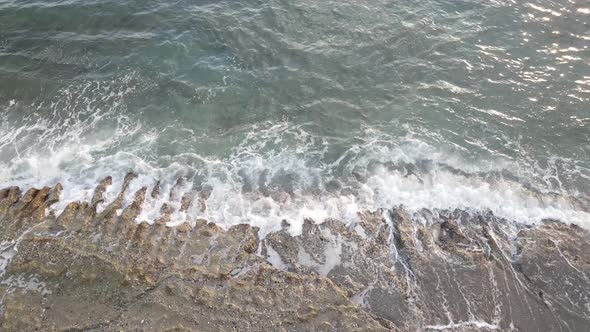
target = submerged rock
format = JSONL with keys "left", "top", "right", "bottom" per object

{"left": 0, "top": 175, "right": 589, "bottom": 331}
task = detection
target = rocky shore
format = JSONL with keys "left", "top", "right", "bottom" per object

{"left": 1, "top": 173, "right": 589, "bottom": 331}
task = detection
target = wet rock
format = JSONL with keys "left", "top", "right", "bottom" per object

{"left": 180, "top": 192, "right": 192, "bottom": 212}
{"left": 1, "top": 176, "right": 589, "bottom": 331}
{"left": 266, "top": 207, "right": 590, "bottom": 331}
{"left": 151, "top": 179, "right": 161, "bottom": 198}
{"left": 0, "top": 180, "right": 391, "bottom": 332}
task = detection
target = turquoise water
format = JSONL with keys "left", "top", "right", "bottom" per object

{"left": 0, "top": 0, "right": 589, "bottom": 233}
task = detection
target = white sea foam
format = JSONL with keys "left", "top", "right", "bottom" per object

{"left": 0, "top": 133, "right": 588, "bottom": 238}
{"left": 0, "top": 78, "right": 588, "bottom": 237}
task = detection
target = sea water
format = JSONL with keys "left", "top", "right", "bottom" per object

{"left": 0, "top": 0, "right": 589, "bottom": 235}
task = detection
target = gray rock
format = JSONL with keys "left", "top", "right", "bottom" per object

{"left": 266, "top": 208, "right": 590, "bottom": 331}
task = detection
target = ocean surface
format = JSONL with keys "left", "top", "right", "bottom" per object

{"left": 0, "top": 0, "right": 589, "bottom": 235}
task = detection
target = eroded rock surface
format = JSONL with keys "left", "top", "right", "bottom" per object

{"left": 264, "top": 209, "right": 590, "bottom": 331}
{"left": 0, "top": 174, "right": 589, "bottom": 331}
{"left": 0, "top": 176, "right": 391, "bottom": 332}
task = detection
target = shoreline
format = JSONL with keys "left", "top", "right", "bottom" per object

{"left": 1, "top": 174, "right": 589, "bottom": 330}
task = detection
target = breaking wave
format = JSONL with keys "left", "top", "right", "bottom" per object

{"left": 1, "top": 117, "right": 588, "bottom": 237}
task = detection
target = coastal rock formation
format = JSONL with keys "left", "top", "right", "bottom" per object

{"left": 0, "top": 176, "right": 391, "bottom": 332}
{"left": 265, "top": 209, "right": 590, "bottom": 331}
{"left": 0, "top": 174, "right": 589, "bottom": 331}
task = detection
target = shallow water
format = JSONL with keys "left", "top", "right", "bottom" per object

{"left": 0, "top": 0, "right": 589, "bottom": 234}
